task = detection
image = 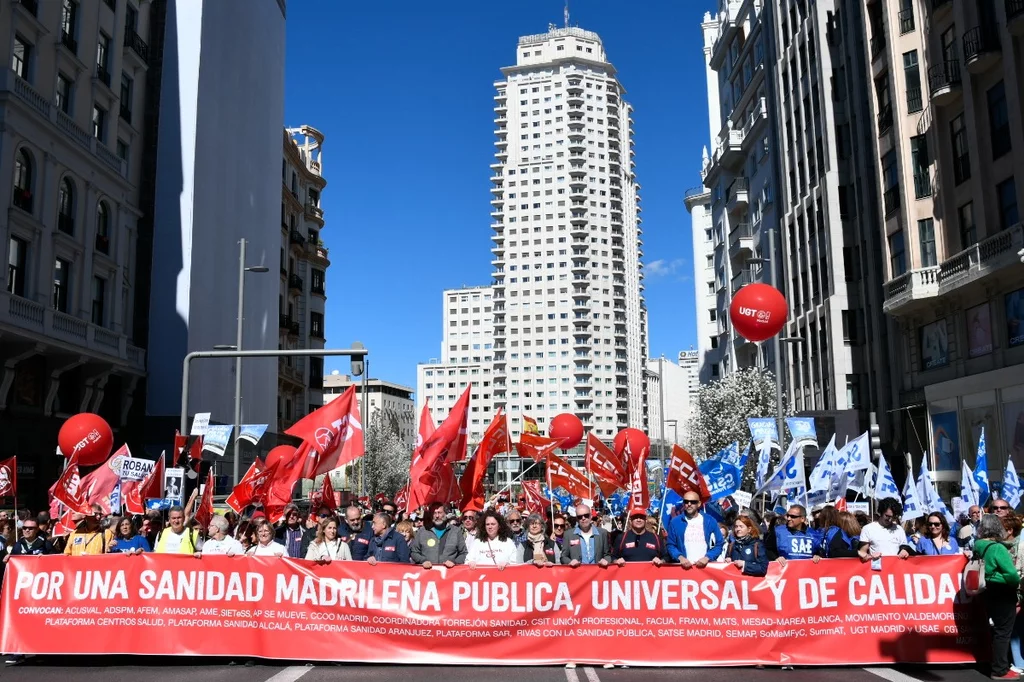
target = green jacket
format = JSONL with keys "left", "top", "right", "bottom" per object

{"left": 974, "top": 539, "right": 1021, "bottom": 588}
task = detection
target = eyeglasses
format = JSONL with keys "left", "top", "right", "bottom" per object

{"left": 928, "top": 522, "right": 943, "bottom": 527}
{"left": 509, "top": 519, "right": 522, "bottom": 524}
{"left": 22, "top": 526, "right": 37, "bottom": 531}
{"left": 463, "top": 516, "right": 477, "bottom": 521}
{"left": 786, "top": 514, "right": 804, "bottom": 519}
{"left": 683, "top": 499, "right": 700, "bottom": 505}
{"left": 994, "top": 506, "right": 1011, "bottom": 511}
{"left": 553, "top": 523, "right": 566, "bottom": 529}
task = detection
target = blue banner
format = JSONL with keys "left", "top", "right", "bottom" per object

{"left": 237, "top": 424, "right": 269, "bottom": 446}
{"left": 747, "top": 417, "right": 779, "bottom": 450}
{"left": 698, "top": 444, "right": 743, "bottom": 502}
{"left": 786, "top": 417, "right": 818, "bottom": 450}
{"left": 973, "top": 427, "right": 990, "bottom": 504}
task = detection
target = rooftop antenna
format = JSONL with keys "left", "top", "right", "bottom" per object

{"left": 564, "top": 0, "right": 570, "bottom": 28}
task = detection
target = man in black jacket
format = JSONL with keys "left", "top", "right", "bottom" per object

{"left": 342, "top": 504, "right": 374, "bottom": 561}
{"left": 612, "top": 509, "right": 665, "bottom": 565}
{"left": 411, "top": 502, "right": 467, "bottom": 568}
{"left": 4, "top": 519, "right": 55, "bottom": 561}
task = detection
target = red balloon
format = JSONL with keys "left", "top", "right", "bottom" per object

{"left": 264, "top": 445, "right": 297, "bottom": 470}
{"left": 549, "top": 413, "right": 584, "bottom": 450}
{"left": 613, "top": 428, "right": 651, "bottom": 465}
{"left": 729, "top": 283, "right": 788, "bottom": 342}
{"left": 58, "top": 413, "right": 113, "bottom": 466}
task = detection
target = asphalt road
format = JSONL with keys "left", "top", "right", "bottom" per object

{"left": 0, "top": 659, "right": 1001, "bottom": 682}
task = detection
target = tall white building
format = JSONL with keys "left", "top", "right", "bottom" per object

{"left": 647, "top": 356, "right": 694, "bottom": 448}
{"left": 416, "top": 286, "right": 496, "bottom": 445}
{"left": 324, "top": 372, "right": 415, "bottom": 450}
{"left": 489, "top": 26, "right": 649, "bottom": 441}
{"left": 678, "top": 349, "right": 701, "bottom": 402}
{"left": 685, "top": 186, "right": 721, "bottom": 383}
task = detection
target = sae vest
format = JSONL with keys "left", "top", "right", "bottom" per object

{"left": 774, "top": 525, "right": 821, "bottom": 560}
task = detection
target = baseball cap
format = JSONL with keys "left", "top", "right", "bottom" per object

{"left": 629, "top": 508, "right": 647, "bottom": 518}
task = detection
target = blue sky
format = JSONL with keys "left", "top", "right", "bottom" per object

{"left": 284, "top": 0, "right": 715, "bottom": 390}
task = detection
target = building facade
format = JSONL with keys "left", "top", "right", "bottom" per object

{"left": 685, "top": 186, "right": 722, "bottom": 383}
{"left": 647, "top": 356, "right": 694, "bottom": 450}
{"left": 416, "top": 286, "right": 496, "bottom": 446}
{"left": 278, "top": 125, "right": 329, "bottom": 432}
{"left": 324, "top": 372, "right": 415, "bottom": 450}
{"left": 865, "top": 0, "right": 1024, "bottom": 482}
{"left": 0, "top": 0, "right": 155, "bottom": 502}
{"left": 700, "top": 2, "right": 782, "bottom": 380}
{"left": 490, "top": 26, "right": 649, "bottom": 442}
{"left": 145, "top": 0, "right": 286, "bottom": 438}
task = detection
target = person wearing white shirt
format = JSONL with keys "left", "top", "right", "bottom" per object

{"left": 199, "top": 515, "right": 244, "bottom": 557}
{"left": 859, "top": 499, "right": 912, "bottom": 559}
{"left": 306, "top": 518, "right": 352, "bottom": 562}
{"left": 466, "top": 509, "right": 521, "bottom": 569}
{"left": 246, "top": 520, "right": 287, "bottom": 557}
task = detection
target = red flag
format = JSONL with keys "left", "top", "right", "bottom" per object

{"left": 188, "top": 436, "right": 204, "bottom": 461}
{"left": 124, "top": 455, "right": 165, "bottom": 515}
{"left": 266, "top": 443, "right": 317, "bottom": 523}
{"left": 547, "top": 452, "right": 593, "bottom": 500}
{"left": 320, "top": 474, "right": 338, "bottom": 512}
{"left": 835, "top": 496, "right": 848, "bottom": 512}
{"left": 286, "top": 385, "right": 364, "bottom": 478}
{"left": 194, "top": 468, "right": 215, "bottom": 528}
{"left": 0, "top": 456, "right": 16, "bottom": 498}
{"left": 407, "top": 388, "right": 470, "bottom": 511}
{"left": 521, "top": 480, "right": 546, "bottom": 515}
{"left": 516, "top": 432, "right": 564, "bottom": 462}
{"left": 224, "top": 457, "right": 265, "bottom": 513}
{"left": 665, "top": 444, "right": 711, "bottom": 503}
{"left": 51, "top": 509, "right": 77, "bottom": 537}
{"left": 624, "top": 441, "right": 651, "bottom": 512}
{"left": 394, "top": 485, "right": 409, "bottom": 511}
{"left": 459, "top": 409, "right": 509, "bottom": 512}
{"left": 585, "top": 433, "right": 626, "bottom": 493}
{"left": 226, "top": 459, "right": 279, "bottom": 514}
{"left": 79, "top": 453, "right": 123, "bottom": 515}
{"left": 52, "top": 459, "right": 90, "bottom": 513}
{"left": 172, "top": 431, "right": 187, "bottom": 467}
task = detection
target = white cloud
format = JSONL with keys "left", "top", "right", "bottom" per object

{"left": 644, "top": 258, "right": 687, "bottom": 277}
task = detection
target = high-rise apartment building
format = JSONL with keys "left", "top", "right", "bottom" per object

{"left": 278, "top": 126, "right": 329, "bottom": 432}
{"left": 416, "top": 286, "right": 496, "bottom": 444}
{"left": 685, "top": 186, "right": 721, "bottom": 383}
{"left": 700, "top": 4, "right": 782, "bottom": 378}
{"left": 864, "top": 0, "right": 1024, "bottom": 480}
{"left": 0, "top": 0, "right": 155, "bottom": 501}
{"left": 490, "top": 26, "right": 649, "bottom": 441}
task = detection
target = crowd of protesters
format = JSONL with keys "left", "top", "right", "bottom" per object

{"left": 2, "top": 494, "right": 1024, "bottom": 676}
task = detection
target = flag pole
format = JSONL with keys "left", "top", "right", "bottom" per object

{"left": 488, "top": 460, "right": 540, "bottom": 505}
{"left": 655, "top": 488, "right": 669, "bottom": 535}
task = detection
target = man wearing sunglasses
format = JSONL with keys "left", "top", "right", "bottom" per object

{"left": 860, "top": 498, "right": 913, "bottom": 559}
{"left": 764, "top": 504, "right": 822, "bottom": 567}
{"left": 460, "top": 505, "right": 480, "bottom": 551}
{"left": 4, "top": 520, "right": 55, "bottom": 561}
{"left": 666, "top": 493, "right": 723, "bottom": 569}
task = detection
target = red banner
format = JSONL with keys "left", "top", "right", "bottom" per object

{"left": 1, "top": 555, "right": 978, "bottom": 666}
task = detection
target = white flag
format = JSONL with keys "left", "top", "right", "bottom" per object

{"left": 756, "top": 440, "right": 806, "bottom": 497}
{"left": 1002, "top": 458, "right": 1021, "bottom": 510}
{"left": 902, "top": 472, "right": 924, "bottom": 521}
{"left": 874, "top": 454, "right": 901, "bottom": 503}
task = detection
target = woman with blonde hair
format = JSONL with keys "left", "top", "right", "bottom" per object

{"left": 395, "top": 520, "right": 415, "bottom": 546}
{"left": 305, "top": 517, "right": 352, "bottom": 562}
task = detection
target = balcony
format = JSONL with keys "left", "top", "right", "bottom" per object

{"left": 304, "top": 202, "right": 324, "bottom": 223}
{"left": 728, "top": 222, "right": 755, "bottom": 259}
{"left": 870, "top": 34, "right": 886, "bottom": 61}
{"left": 726, "top": 178, "right": 748, "bottom": 215}
{"left": 1010, "top": 0, "right": 1024, "bottom": 35}
{"left": 311, "top": 280, "right": 325, "bottom": 296}
{"left": 710, "top": 127, "right": 744, "bottom": 177}
{"left": 96, "top": 66, "right": 111, "bottom": 87}
{"left": 731, "top": 269, "right": 755, "bottom": 294}
{"left": 928, "top": 61, "right": 962, "bottom": 105}
{"left": 12, "top": 187, "right": 32, "bottom": 213}
{"left": 963, "top": 26, "right": 1000, "bottom": 73}
{"left": 877, "top": 104, "right": 893, "bottom": 137}
{"left": 883, "top": 267, "right": 939, "bottom": 314}
{"left": 123, "top": 28, "right": 149, "bottom": 66}
{"left": 288, "top": 274, "right": 303, "bottom": 293}
{"left": 15, "top": 0, "right": 38, "bottom": 16}
{"left": 899, "top": 8, "right": 915, "bottom": 34}
{"left": 289, "top": 229, "right": 306, "bottom": 248}
{"left": 60, "top": 31, "right": 78, "bottom": 56}
{"left": 310, "top": 325, "right": 325, "bottom": 341}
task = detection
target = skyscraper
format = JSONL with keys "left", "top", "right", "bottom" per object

{"left": 489, "top": 26, "right": 648, "bottom": 441}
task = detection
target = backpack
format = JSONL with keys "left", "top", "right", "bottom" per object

{"left": 963, "top": 543, "right": 994, "bottom": 596}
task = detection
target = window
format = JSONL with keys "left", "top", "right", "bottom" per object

{"left": 116, "top": 138, "right": 129, "bottom": 172}
{"left": 958, "top": 201, "right": 977, "bottom": 248}
{"left": 119, "top": 73, "right": 133, "bottom": 123}
{"left": 888, "top": 230, "right": 906, "bottom": 277}
{"left": 92, "top": 105, "right": 106, "bottom": 141}
{"left": 57, "top": 178, "right": 75, "bottom": 235}
{"left": 310, "top": 312, "right": 324, "bottom": 339}
{"left": 125, "top": 3, "right": 138, "bottom": 31}
{"left": 53, "top": 259, "right": 70, "bottom": 312}
{"left": 918, "top": 219, "right": 936, "bottom": 267}
{"left": 910, "top": 135, "right": 931, "bottom": 198}
{"left": 997, "top": 177, "right": 1018, "bottom": 231}
{"left": 95, "top": 202, "right": 110, "bottom": 254}
{"left": 903, "top": 51, "right": 922, "bottom": 113}
{"left": 13, "top": 149, "right": 32, "bottom": 212}
{"left": 56, "top": 73, "right": 73, "bottom": 114}
{"left": 882, "top": 151, "right": 900, "bottom": 217}
{"left": 310, "top": 268, "right": 325, "bottom": 295}
{"left": 899, "top": 0, "right": 915, "bottom": 33}
{"left": 96, "top": 33, "right": 111, "bottom": 85}
{"left": 8, "top": 237, "right": 26, "bottom": 297}
{"left": 60, "top": 0, "right": 79, "bottom": 54}
{"left": 12, "top": 35, "right": 31, "bottom": 81}
{"left": 988, "top": 81, "right": 1010, "bottom": 159}
{"left": 91, "top": 276, "right": 106, "bottom": 326}
{"left": 950, "top": 113, "right": 970, "bottom": 185}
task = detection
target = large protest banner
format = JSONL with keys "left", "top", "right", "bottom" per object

{"left": 1, "top": 555, "right": 978, "bottom": 666}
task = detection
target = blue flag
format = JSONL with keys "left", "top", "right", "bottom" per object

{"left": 786, "top": 417, "right": 818, "bottom": 450}
{"left": 873, "top": 454, "right": 901, "bottom": 502}
{"left": 1003, "top": 459, "right": 1021, "bottom": 510}
{"left": 699, "top": 443, "right": 743, "bottom": 501}
{"left": 973, "top": 427, "right": 990, "bottom": 505}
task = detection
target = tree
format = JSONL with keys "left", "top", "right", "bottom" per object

{"left": 687, "top": 367, "right": 781, "bottom": 461}
{"left": 360, "top": 410, "right": 410, "bottom": 499}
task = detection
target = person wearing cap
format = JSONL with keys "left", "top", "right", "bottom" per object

{"left": 763, "top": 504, "right": 822, "bottom": 566}
{"left": 612, "top": 508, "right": 665, "bottom": 565}
{"left": 666, "top": 493, "right": 724, "bottom": 568}
{"left": 411, "top": 502, "right": 467, "bottom": 569}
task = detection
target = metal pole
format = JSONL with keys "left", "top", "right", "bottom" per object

{"left": 658, "top": 357, "right": 667, "bottom": 472}
{"left": 769, "top": 228, "right": 785, "bottom": 446}
{"left": 233, "top": 239, "right": 246, "bottom": 486}
{"left": 360, "top": 360, "right": 368, "bottom": 498}
{"left": 179, "top": 348, "right": 369, "bottom": 435}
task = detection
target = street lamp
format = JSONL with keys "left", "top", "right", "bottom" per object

{"left": 231, "top": 238, "right": 268, "bottom": 485}
{"left": 350, "top": 341, "right": 367, "bottom": 497}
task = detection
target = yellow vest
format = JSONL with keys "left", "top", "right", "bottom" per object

{"left": 154, "top": 527, "right": 198, "bottom": 554}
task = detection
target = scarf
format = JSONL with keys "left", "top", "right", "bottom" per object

{"left": 527, "top": 531, "right": 547, "bottom": 562}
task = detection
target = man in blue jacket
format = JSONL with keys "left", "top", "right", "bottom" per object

{"left": 366, "top": 513, "right": 410, "bottom": 564}
{"left": 764, "top": 504, "right": 822, "bottom": 566}
{"left": 666, "top": 493, "right": 723, "bottom": 568}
